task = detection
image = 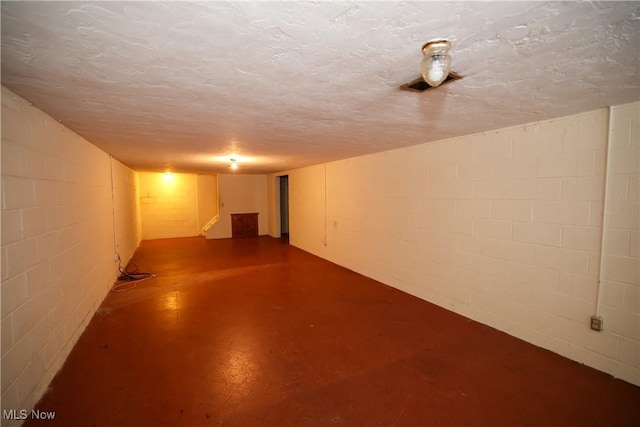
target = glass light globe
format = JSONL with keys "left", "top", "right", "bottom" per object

{"left": 421, "top": 40, "right": 452, "bottom": 87}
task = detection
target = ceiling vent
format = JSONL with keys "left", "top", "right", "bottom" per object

{"left": 400, "top": 71, "right": 462, "bottom": 92}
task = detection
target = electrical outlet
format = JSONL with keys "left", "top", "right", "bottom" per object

{"left": 590, "top": 315, "right": 604, "bottom": 332}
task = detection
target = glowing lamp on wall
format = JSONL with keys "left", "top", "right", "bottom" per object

{"left": 230, "top": 158, "right": 238, "bottom": 170}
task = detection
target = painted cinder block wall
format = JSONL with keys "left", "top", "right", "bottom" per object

{"left": 280, "top": 103, "right": 639, "bottom": 385}
{"left": 0, "top": 87, "right": 141, "bottom": 423}
{"left": 599, "top": 103, "right": 640, "bottom": 383}
{"left": 138, "top": 172, "right": 218, "bottom": 240}
{"left": 111, "top": 160, "right": 142, "bottom": 264}
{"left": 138, "top": 172, "right": 200, "bottom": 240}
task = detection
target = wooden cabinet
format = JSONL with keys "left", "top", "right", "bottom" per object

{"left": 231, "top": 213, "right": 259, "bottom": 238}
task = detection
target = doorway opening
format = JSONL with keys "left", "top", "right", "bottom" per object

{"left": 279, "top": 175, "right": 289, "bottom": 243}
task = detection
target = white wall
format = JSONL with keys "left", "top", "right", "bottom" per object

{"left": 600, "top": 103, "right": 640, "bottom": 384}
{"left": 197, "top": 174, "right": 218, "bottom": 231}
{"left": 289, "top": 165, "right": 327, "bottom": 254}
{"left": 1, "top": 87, "right": 141, "bottom": 423}
{"left": 138, "top": 172, "right": 218, "bottom": 240}
{"left": 139, "top": 172, "right": 200, "bottom": 239}
{"left": 206, "top": 174, "right": 268, "bottom": 239}
{"left": 278, "top": 104, "right": 640, "bottom": 385}
{"left": 111, "top": 158, "right": 141, "bottom": 264}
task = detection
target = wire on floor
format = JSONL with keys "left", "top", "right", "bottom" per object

{"left": 112, "top": 261, "right": 156, "bottom": 292}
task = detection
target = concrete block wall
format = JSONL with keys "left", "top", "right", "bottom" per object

{"left": 1, "top": 87, "right": 141, "bottom": 422}
{"left": 282, "top": 103, "right": 639, "bottom": 385}
{"left": 600, "top": 103, "right": 640, "bottom": 384}
{"left": 111, "top": 159, "right": 142, "bottom": 264}
{"left": 138, "top": 172, "right": 218, "bottom": 240}
{"left": 138, "top": 172, "right": 200, "bottom": 240}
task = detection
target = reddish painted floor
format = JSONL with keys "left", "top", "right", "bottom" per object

{"left": 27, "top": 237, "right": 639, "bottom": 426}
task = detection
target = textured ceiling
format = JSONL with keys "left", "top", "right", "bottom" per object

{"left": 2, "top": 1, "right": 639, "bottom": 174}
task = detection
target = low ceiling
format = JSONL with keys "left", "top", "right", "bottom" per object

{"left": 2, "top": 1, "right": 639, "bottom": 174}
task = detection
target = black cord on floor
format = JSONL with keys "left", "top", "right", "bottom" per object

{"left": 112, "top": 260, "right": 155, "bottom": 292}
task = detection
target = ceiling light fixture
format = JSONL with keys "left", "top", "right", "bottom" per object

{"left": 230, "top": 158, "right": 238, "bottom": 170}
{"left": 420, "top": 39, "right": 452, "bottom": 88}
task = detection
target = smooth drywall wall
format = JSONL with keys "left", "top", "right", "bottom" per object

{"left": 289, "top": 164, "right": 327, "bottom": 254}
{"left": 280, "top": 103, "right": 639, "bottom": 385}
{"left": 1, "top": 87, "right": 141, "bottom": 423}
{"left": 206, "top": 174, "right": 268, "bottom": 239}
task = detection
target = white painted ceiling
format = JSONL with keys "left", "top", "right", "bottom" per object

{"left": 2, "top": 1, "right": 639, "bottom": 174}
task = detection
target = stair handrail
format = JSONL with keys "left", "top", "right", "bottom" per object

{"left": 202, "top": 213, "right": 219, "bottom": 234}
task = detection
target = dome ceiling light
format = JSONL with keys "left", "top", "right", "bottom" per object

{"left": 400, "top": 39, "right": 461, "bottom": 92}
{"left": 421, "top": 39, "right": 452, "bottom": 87}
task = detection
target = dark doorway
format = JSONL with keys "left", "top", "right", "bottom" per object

{"left": 279, "top": 175, "right": 289, "bottom": 242}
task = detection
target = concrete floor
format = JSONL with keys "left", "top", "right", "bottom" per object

{"left": 26, "top": 236, "right": 639, "bottom": 426}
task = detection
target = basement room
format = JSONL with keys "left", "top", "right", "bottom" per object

{"left": 1, "top": 1, "right": 639, "bottom": 426}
